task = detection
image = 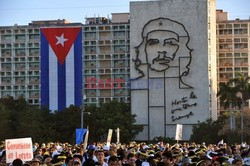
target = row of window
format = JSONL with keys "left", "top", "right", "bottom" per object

{"left": 218, "top": 43, "right": 248, "bottom": 50}
{"left": 84, "top": 54, "right": 130, "bottom": 60}
{"left": 0, "top": 85, "right": 39, "bottom": 90}
{"left": 219, "top": 57, "right": 248, "bottom": 65}
{"left": 84, "top": 46, "right": 129, "bottom": 54}
{"left": 84, "top": 31, "right": 128, "bottom": 38}
{"left": 84, "top": 40, "right": 129, "bottom": 46}
{"left": 1, "top": 62, "right": 39, "bottom": 68}
{"left": 1, "top": 43, "right": 40, "bottom": 48}
{"left": 84, "top": 68, "right": 130, "bottom": 74}
{"left": 84, "top": 97, "right": 129, "bottom": 103}
{"left": 218, "top": 29, "right": 248, "bottom": 35}
{"left": 219, "top": 72, "right": 248, "bottom": 80}
{"left": 0, "top": 29, "right": 40, "bottom": 34}
{"left": 218, "top": 23, "right": 248, "bottom": 29}
{"left": 85, "top": 89, "right": 129, "bottom": 94}
{"left": 83, "top": 25, "right": 129, "bottom": 31}
{"left": 1, "top": 34, "right": 39, "bottom": 41}
{"left": 218, "top": 52, "right": 248, "bottom": 58}
{"left": 1, "top": 77, "right": 39, "bottom": 82}
{"left": 0, "top": 91, "right": 40, "bottom": 99}
{"left": 1, "top": 25, "right": 129, "bottom": 35}
{"left": 1, "top": 71, "right": 40, "bottom": 77}
{"left": 218, "top": 38, "right": 248, "bottom": 43}
{"left": 219, "top": 67, "right": 248, "bottom": 72}
{"left": 1, "top": 49, "right": 39, "bottom": 57}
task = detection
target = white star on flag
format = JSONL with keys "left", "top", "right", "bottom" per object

{"left": 55, "top": 33, "right": 68, "bottom": 47}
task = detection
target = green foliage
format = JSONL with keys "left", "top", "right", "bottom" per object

{"left": 217, "top": 81, "right": 241, "bottom": 109}
{"left": 217, "top": 74, "right": 250, "bottom": 143}
{"left": 189, "top": 116, "right": 227, "bottom": 144}
{"left": 232, "top": 73, "right": 250, "bottom": 102}
{"left": 84, "top": 100, "right": 143, "bottom": 143}
{"left": 0, "top": 97, "right": 56, "bottom": 143}
{"left": 220, "top": 111, "right": 250, "bottom": 144}
{"left": 190, "top": 113, "right": 250, "bottom": 144}
{"left": 0, "top": 97, "right": 142, "bottom": 144}
{"left": 53, "top": 105, "right": 81, "bottom": 143}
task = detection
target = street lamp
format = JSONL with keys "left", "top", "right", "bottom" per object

{"left": 81, "top": 95, "right": 90, "bottom": 129}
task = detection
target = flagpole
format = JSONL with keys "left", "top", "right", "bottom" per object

{"left": 81, "top": 94, "right": 87, "bottom": 129}
{"left": 81, "top": 108, "right": 83, "bottom": 129}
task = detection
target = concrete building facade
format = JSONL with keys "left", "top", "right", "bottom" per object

{"left": 216, "top": 10, "right": 250, "bottom": 112}
{"left": 83, "top": 13, "right": 130, "bottom": 105}
{"left": 130, "top": 0, "right": 217, "bottom": 140}
{"left": 0, "top": 15, "right": 130, "bottom": 106}
{"left": 0, "top": 20, "right": 82, "bottom": 105}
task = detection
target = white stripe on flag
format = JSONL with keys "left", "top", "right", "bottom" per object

{"left": 49, "top": 46, "right": 58, "bottom": 111}
{"left": 66, "top": 45, "right": 75, "bottom": 107}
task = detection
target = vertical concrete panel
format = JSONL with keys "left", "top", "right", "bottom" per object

{"left": 149, "top": 107, "right": 165, "bottom": 139}
{"left": 131, "top": 90, "right": 148, "bottom": 124}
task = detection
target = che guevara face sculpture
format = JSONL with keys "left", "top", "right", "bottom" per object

{"left": 145, "top": 30, "right": 180, "bottom": 71}
{"left": 133, "top": 17, "right": 193, "bottom": 80}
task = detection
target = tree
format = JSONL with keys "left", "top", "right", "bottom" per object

{"left": 0, "top": 103, "right": 12, "bottom": 140}
{"left": 0, "top": 97, "right": 56, "bottom": 143}
{"left": 217, "top": 81, "right": 240, "bottom": 130}
{"left": 219, "top": 111, "right": 250, "bottom": 143}
{"left": 0, "top": 97, "right": 143, "bottom": 144}
{"left": 53, "top": 105, "right": 81, "bottom": 143}
{"left": 84, "top": 100, "right": 143, "bottom": 143}
{"left": 233, "top": 73, "right": 250, "bottom": 104}
{"left": 217, "top": 81, "right": 240, "bottom": 109}
{"left": 232, "top": 73, "right": 250, "bottom": 142}
{"left": 189, "top": 116, "right": 227, "bottom": 144}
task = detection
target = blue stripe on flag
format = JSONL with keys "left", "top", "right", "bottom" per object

{"left": 58, "top": 61, "right": 66, "bottom": 111}
{"left": 74, "top": 29, "right": 83, "bottom": 107}
{"left": 40, "top": 31, "right": 49, "bottom": 109}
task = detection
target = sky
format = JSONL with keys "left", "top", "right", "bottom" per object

{"left": 0, "top": 0, "right": 249, "bottom": 26}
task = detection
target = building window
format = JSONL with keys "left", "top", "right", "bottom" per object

{"left": 226, "top": 53, "right": 232, "bottom": 57}
{"left": 226, "top": 24, "right": 232, "bottom": 28}
{"left": 241, "top": 38, "right": 248, "bottom": 42}
{"left": 219, "top": 24, "right": 225, "bottom": 28}
{"left": 234, "top": 53, "right": 240, "bottom": 57}
{"left": 234, "top": 38, "right": 240, "bottom": 42}
{"left": 3, "top": 35, "right": 12, "bottom": 41}
{"left": 234, "top": 24, "right": 240, "bottom": 28}
{"left": 242, "top": 53, "right": 248, "bottom": 57}
{"left": 15, "top": 35, "right": 25, "bottom": 41}
{"left": 241, "top": 24, "right": 248, "bottom": 28}
{"left": 15, "top": 49, "right": 25, "bottom": 56}
{"left": 29, "top": 34, "right": 39, "bottom": 40}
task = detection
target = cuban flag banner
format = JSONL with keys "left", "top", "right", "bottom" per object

{"left": 40, "top": 27, "right": 82, "bottom": 111}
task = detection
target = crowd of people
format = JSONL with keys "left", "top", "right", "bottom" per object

{"left": 0, "top": 141, "right": 250, "bottom": 166}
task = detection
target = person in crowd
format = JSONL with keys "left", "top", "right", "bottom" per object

{"left": 108, "top": 156, "right": 118, "bottom": 166}
{"left": 127, "top": 153, "right": 136, "bottom": 166}
{"left": 30, "top": 158, "right": 41, "bottom": 166}
{"left": 82, "top": 145, "right": 98, "bottom": 166}
{"left": 1, "top": 141, "right": 250, "bottom": 166}
{"left": 95, "top": 149, "right": 108, "bottom": 166}
{"left": 12, "top": 158, "right": 23, "bottom": 166}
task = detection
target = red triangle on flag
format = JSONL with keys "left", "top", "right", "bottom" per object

{"left": 41, "top": 27, "right": 81, "bottom": 64}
